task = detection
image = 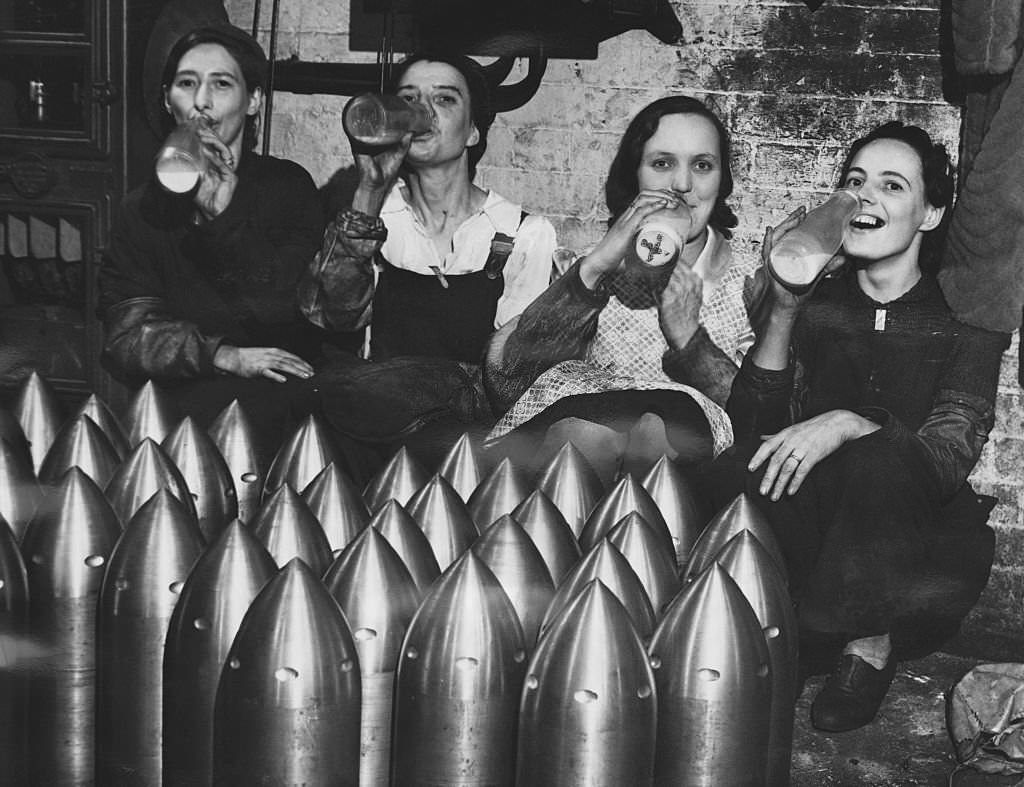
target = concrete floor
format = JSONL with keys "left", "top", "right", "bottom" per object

{"left": 791, "top": 651, "right": 1023, "bottom": 787}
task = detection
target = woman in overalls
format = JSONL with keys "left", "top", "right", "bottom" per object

{"left": 300, "top": 52, "right": 557, "bottom": 463}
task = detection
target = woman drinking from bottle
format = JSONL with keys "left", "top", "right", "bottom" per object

{"left": 711, "top": 121, "right": 1008, "bottom": 733}
{"left": 482, "top": 95, "right": 766, "bottom": 483}
{"left": 298, "top": 52, "right": 557, "bottom": 460}
{"left": 99, "top": 11, "right": 326, "bottom": 461}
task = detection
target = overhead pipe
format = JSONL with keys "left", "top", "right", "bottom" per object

{"left": 270, "top": 54, "right": 548, "bottom": 114}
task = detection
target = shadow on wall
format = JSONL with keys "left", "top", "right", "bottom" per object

{"left": 321, "top": 164, "right": 361, "bottom": 218}
{"left": 313, "top": 163, "right": 366, "bottom": 357}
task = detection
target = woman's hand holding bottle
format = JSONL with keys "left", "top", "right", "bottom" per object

{"left": 351, "top": 133, "right": 412, "bottom": 216}
{"left": 578, "top": 189, "right": 687, "bottom": 289}
{"left": 761, "top": 204, "right": 847, "bottom": 313}
{"left": 192, "top": 122, "right": 239, "bottom": 220}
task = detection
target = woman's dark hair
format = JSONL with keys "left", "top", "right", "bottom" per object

{"left": 387, "top": 52, "right": 496, "bottom": 180}
{"left": 605, "top": 96, "right": 738, "bottom": 239}
{"left": 161, "top": 23, "right": 268, "bottom": 151}
{"left": 838, "top": 121, "right": 955, "bottom": 273}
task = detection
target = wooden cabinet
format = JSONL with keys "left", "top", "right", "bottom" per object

{"left": 0, "top": 0, "right": 167, "bottom": 406}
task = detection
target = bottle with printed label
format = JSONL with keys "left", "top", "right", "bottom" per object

{"left": 633, "top": 221, "right": 682, "bottom": 268}
{"left": 768, "top": 189, "right": 861, "bottom": 292}
{"left": 154, "top": 116, "right": 211, "bottom": 194}
{"left": 343, "top": 93, "right": 432, "bottom": 146}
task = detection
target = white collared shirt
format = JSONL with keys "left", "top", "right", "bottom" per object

{"left": 690, "top": 227, "right": 731, "bottom": 296}
{"left": 379, "top": 184, "right": 558, "bottom": 327}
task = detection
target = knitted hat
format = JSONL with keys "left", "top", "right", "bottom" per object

{"left": 142, "top": 0, "right": 267, "bottom": 136}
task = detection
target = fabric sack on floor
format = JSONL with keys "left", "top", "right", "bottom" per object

{"left": 949, "top": 663, "right": 1024, "bottom": 776}
{"left": 315, "top": 351, "right": 482, "bottom": 442}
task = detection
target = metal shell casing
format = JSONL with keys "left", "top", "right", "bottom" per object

{"left": 436, "top": 432, "right": 484, "bottom": 502}
{"left": 714, "top": 530, "right": 800, "bottom": 787}
{"left": 641, "top": 455, "right": 709, "bottom": 567}
{"left": 162, "top": 520, "right": 276, "bottom": 787}
{"left": 163, "top": 416, "right": 238, "bottom": 542}
{"left": 122, "top": 380, "right": 179, "bottom": 448}
{"left": 540, "top": 539, "right": 656, "bottom": 643}
{"left": 301, "top": 462, "right": 370, "bottom": 557}
{"left": 104, "top": 438, "right": 198, "bottom": 529}
{"left": 517, "top": 580, "right": 656, "bottom": 787}
{"left": 0, "top": 435, "right": 42, "bottom": 541}
{"left": 74, "top": 393, "right": 130, "bottom": 460}
{"left": 648, "top": 563, "right": 772, "bottom": 787}
{"left": 12, "top": 370, "right": 63, "bottom": 473}
{"left": 607, "top": 511, "right": 680, "bottom": 619}
{"left": 466, "top": 456, "right": 532, "bottom": 532}
{"left": 369, "top": 499, "right": 441, "bottom": 595}
{"left": 682, "top": 493, "right": 787, "bottom": 585}
{"left": 21, "top": 467, "right": 121, "bottom": 786}
{"left": 263, "top": 414, "right": 344, "bottom": 502}
{"left": 580, "top": 473, "right": 674, "bottom": 558}
{"left": 406, "top": 473, "right": 478, "bottom": 572}
{"left": 325, "top": 526, "right": 421, "bottom": 787}
{"left": 250, "top": 483, "right": 333, "bottom": 576}
{"left": 473, "top": 514, "right": 556, "bottom": 648}
{"left": 392, "top": 551, "right": 527, "bottom": 787}
{"left": 362, "top": 445, "right": 429, "bottom": 513}
{"left": 0, "top": 514, "right": 29, "bottom": 784}
{"left": 213, "top": 559, "right": 361, "bottom": 787}
{"left": 535, "top": 441, "right": 604, "bottom": 538}
{"left": 0, "top": 403, "right": 35, "bottom": 473}
{"left": 209, "top": 399, "right": 264, "bottom": 526}
{"left": 511, "top": 488, "right": 582, "bottom": 585}
{"left": 39, "top": 413, "right": 121, "bottom": 488}
{"left": 95, "top": 489, "right": 205, "bottom": 786}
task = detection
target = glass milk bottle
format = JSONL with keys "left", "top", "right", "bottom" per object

{"left": 155, "top": 116, "right": 212, "bottom": 194}
{"left": 768, "top": 189, "right": 861, "bottom": 291}
{"left": 343, "top": 93, "right": 432, "bottom": 146}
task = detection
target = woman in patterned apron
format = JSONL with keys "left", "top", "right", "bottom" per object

{"left": 483, "top": 95, "right": 766, "bottom": 482}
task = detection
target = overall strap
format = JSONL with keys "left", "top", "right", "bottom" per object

{"left": 483, "top": 210, "right": 529, "bottom": 279}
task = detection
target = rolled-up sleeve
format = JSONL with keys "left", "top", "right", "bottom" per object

{"left": 298, "top": 208, "right": 387, "bottom": 332}
{"left": 483, "top": 259, "right": 608, "bottom": 415}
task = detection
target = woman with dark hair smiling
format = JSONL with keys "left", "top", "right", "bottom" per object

{"left": 717, "top": 121, "right": 1009, "bottom": 733}
{"left": 482, "top": 95, "right": 765, "bottom": 481}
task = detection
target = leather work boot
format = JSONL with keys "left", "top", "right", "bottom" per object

{"left": 810, "top": 653, "right": 897, "bottom": 732}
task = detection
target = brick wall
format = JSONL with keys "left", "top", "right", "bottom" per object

{"left": 227, "top": 0, "right": 1023, "bottom": 656}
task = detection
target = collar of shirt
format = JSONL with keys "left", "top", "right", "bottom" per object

{"left": 690, "top": 226, "right": 721, "bottom": 284}
{"left": 842, "top": 267, "right": 941, "bottom": 308}
{"left": 379, "top": 184, "right": 523, "bottom": 275}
